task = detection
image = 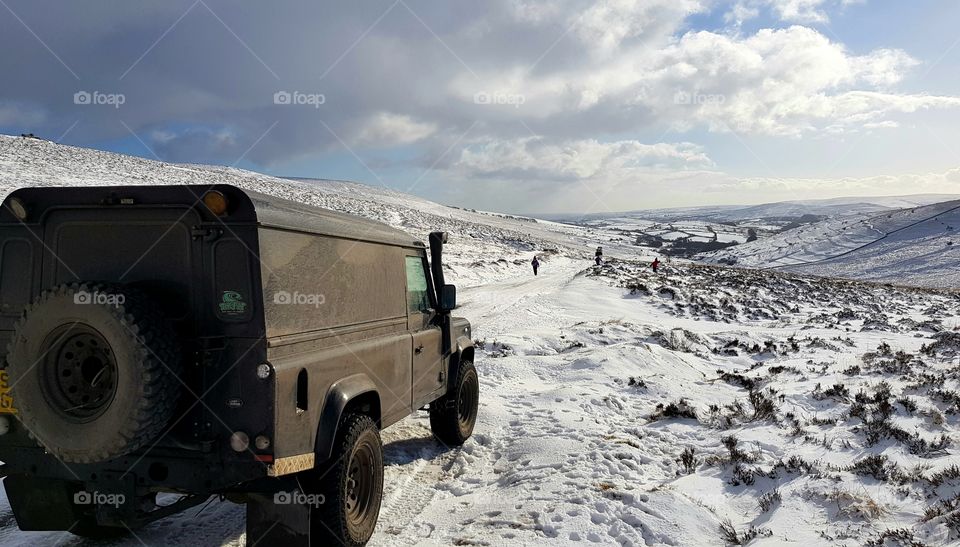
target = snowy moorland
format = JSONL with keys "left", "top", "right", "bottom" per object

{"left": 700, "top": 200, "right": 960, "bottom": 289}
{"left": 0, "top": 135, "right": 959, "bottom": 546}
{"left": 558, "top": 195, "right": 959, "bottom": 225}
{"left": 572, "top": 216, "right": 755, "bottom": 258}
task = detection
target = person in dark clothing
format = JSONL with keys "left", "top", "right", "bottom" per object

{"left": 531, "top": 256, "right": 540, "bottom": 276}
{"left": 651, "top": 258, "right": 660, "bottom": 273}
{"left": 595, "top": 246, "right": 603, "bottom": 266}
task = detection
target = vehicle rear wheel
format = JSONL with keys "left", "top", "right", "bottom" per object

{"left": 4, "top": 283, "right": 181, "bottom": 463}
{"left": 312, "top": 414, "right": 384, "bottom": 546}
{"left": 429, "top": 361, "right": 479, "bottom": 446}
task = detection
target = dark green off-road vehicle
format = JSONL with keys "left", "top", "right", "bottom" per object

{"left": 0, "top": 184, "right": 478, "bottom": 545}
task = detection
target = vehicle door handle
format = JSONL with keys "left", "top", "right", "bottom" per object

{"left": 415, "top": 345, "right": 424, "bottom": 354}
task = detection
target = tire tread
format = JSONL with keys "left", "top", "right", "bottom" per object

{"left": 429, "top": 361, "right": 478, "bottom": 446}
{"left": 5, "top": 283, "right": 181, "bottom": 463}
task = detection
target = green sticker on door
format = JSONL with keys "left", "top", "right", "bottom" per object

{"left": 219, "top": 290, "right": 248, "bottom": 315}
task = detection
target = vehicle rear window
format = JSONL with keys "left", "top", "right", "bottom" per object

{"left": 405, "top": 256, "right": 431, "bottom": 313}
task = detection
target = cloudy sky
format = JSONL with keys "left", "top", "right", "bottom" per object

{"left": 2, "top": 0, "right": 960, "bottom": 214}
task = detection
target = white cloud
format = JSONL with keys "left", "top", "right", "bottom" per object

{"left": 435, "top": 163, "right": 960, "bottom": 215}
{"left": 509, "top": 0, "right": 705, "bottom": 55}
{"left": 0, "top": 102, "right": 46, "bottom": 128}
{"left": 863, "top": 120, "right": 899, "bottom": 130}
{"left": 454, "top": 137, "right": 712, "bottom": 181}
{"left": 571, "top": 0, "right": 705, "bottom": 56}
{"left": 701, "top": 167, "right": 960, "bottom": 201}
{"left": 654, "top": 26, "right": 948, "bottom": 135}
{"left": 353, "top": 112, "right": 437, "bottom": 147}
{"left": 149, "top": 127, "right": 240, "bottom": 164}
{"left": 452, "top": 24, "right": 948, "bottom": 138}
{"left": 727, "top": 0, "right": 866, "bottom": 25}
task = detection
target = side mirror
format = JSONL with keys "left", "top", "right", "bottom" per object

{"left": 439, "top": 284, "right": 457, "bottom": 310}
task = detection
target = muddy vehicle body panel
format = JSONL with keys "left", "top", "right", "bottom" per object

{"left": 0, "top": 184, "right": 475, "bottom": 541}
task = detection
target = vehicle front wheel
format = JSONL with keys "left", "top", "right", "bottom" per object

{"left": 429, "top": 361, "right": 479, "bottom": 446}
{"left": 313, "top": 414, "right": 384, "bottom": 546}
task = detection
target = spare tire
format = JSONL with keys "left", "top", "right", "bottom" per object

{"left": 4, "top": 283, "right": 181, "bottom": 463}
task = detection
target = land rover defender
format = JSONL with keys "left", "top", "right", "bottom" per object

{"left": 0, "top": 184, "right": 478, "bottom": 545}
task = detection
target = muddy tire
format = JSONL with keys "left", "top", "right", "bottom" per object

{"left": 429, "top": 361, "right": 479, "bottom": 446}
{"left": 4, "top": 283, "right": 180, "bottom": 463}
{"left": 311, "top": 414, "right": 384, "bottom": 546}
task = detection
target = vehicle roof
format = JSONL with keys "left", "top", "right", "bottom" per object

{"left": 2, "top": 184, "right": 424, "bottom": 249}
{"left": 243, "top": 187, "right": 424, "bottom": 249}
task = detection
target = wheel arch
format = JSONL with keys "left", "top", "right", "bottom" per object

{"left": 314, "top": 373, "right": 381, "bottom": 462}
{"left": 447, "top": 336, "right": 474, "bottom": 391}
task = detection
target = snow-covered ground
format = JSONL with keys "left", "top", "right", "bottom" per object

{"left": 1, "top": 135, "right": 960, "bottom": 546}
{"left": 701, "top": 200, "right": 960, "bottom": 289}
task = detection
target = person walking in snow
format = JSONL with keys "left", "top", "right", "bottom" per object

{"left": 595, "top": 246, "right": 603, "bottom": 266}
{"left": 531, "top": 256, "right": 540, "bottom": 276}
{"left": 651, "top": 257, "right": 661, "bottom": 273}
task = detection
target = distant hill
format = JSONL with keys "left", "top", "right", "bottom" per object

{"left": 700, "top": 199, "right": 960, "bottom": 289}
{"left": 550, "top": 194, "right": 960, "bottom": 223}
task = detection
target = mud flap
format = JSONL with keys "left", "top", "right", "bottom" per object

{"left": 246, "top": 493, "right": 312, "bottom": 546}
{"left": 4, "top": 475, "right": 84, "bottom": 530}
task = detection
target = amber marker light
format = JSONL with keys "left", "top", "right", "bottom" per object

{"left": 202, "top": 190, "right": 229, "bottom": 216}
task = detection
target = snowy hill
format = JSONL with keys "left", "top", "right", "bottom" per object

{"left": 0, "top": 135, "right": 644, "bottom": 287}
{"left": 1, "top": 135, "right": 960, "bottom": 546}
{"left": 555, "top": 194, "right": 960, "bottom": 262}
{"left": 701, "top": 199, "right": 960, "bottom": 289}
{"left": 554, "top": 194, "right": 960, "bottom": 223}
{"left": 712, "top": 195, "right": 960, "bottom": 222}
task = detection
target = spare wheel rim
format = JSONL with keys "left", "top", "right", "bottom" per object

{"left": 39, "top": 324, "right": 119, "bottom": 423}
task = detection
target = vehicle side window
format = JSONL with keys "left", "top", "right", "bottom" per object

{"left": 404, "top": 256, "right": 431, "bottom": 313}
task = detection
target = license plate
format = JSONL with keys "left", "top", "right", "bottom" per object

{"left": 0, "top": 370, "right": 17, "bottom": 414}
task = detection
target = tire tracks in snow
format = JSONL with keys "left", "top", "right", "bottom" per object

{"left": 375, "top": 437, "right": 460, "bottom": 543}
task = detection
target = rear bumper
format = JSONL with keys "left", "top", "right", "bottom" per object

{"left": 0, "top": 444, "right": 270, "bottom": 494}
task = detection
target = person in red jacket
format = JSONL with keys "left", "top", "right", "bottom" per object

{"left": 651, "top": 257, "right": 660, "bottom": 273}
